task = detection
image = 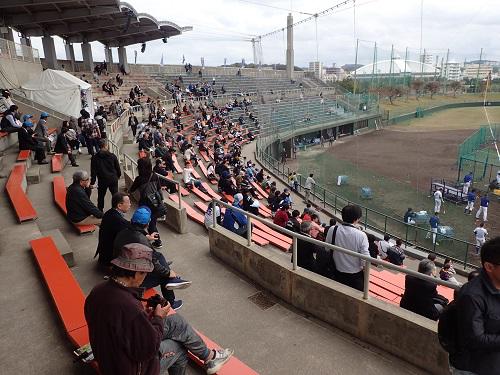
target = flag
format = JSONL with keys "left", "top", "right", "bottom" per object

{"left": 224, "top": 58, "right": 227, "bottom": 66}
{"left": 160, "top": 53, "right": 164, "bottom": 66}
{"left": 182, "top": 54, "right": 185, "bottom": 64}
{"left": 134, "top": 50, "right": 137, "bottom": 64}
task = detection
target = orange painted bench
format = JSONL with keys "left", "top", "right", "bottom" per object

{"left": 199, "top": 150, "right": 210, "bottom": 162}
{"left": 252, "top": 220, "right": 292, "bottom": 245}
{"left": 251, "top": 181, "right": 269, "bottom": 199}
{"left": 17, "top": 149, "right": 31, "bottom": 162}
{"left": 222, "top": 193, "right": 234, "bottom": 203}
{"left": 171, "top": 154, "right": 183, "bottom": 174}
{"left": 5, "top": 163, "right": 38, "bottom": 222}
{"left": 169, "top": 194, "right": 204, "bottom": 225}
{"left": 51, "top": 153, "right": 63, "bottom": 172}
{"left": 252, "top": 227, "right": 290, "bottom": 252}
{"left": 198, "top": 160, "right": 217, "bottom": 184}
{"left": 201, "top": 182, "right": 222, "bottom": 200}
{"left": 53, "top": 176, "right": 96, "bottom": 234}
{"left": 189, "top": 186, "right": 211, "bottom": 202}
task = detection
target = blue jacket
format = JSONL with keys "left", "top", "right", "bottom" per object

{"left": 464, "top": 174, "right": 473, "bottom": 184}
{"left": 467, "top": 192, "right": 475, "bottom": 202}
{"left": 222, "top": 205, "right": 248, "bottom": 233}
{"left": 429, "top": 215, "right": 440, "bottom": 229}
{"left": 480, "top": 196, "right": 489, "bottom": 207}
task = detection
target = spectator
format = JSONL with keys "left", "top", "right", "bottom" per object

{"left": 286, "top": 209, "right": 301, "bottom": 233}
{"left": 439, "top": 258, "right": 460, "bottom": 286}
{"left": 207, "top": 162, "right": 217, "bottom": 181}
{"left": 128, "top": 114, "right": 139, "bottom": 137}
{"left": 386, "top": 238, "right": 405, "bottom": 266}
{"left": 400, "top": 259, "right": 448, "bottom": 321}
{"left": 0, "top": 105, "right": 21, "bottom": 133}
{"left": 34, "top": 112, "right": 53, "bottom": 154}
{"left": 222, "top": 193, "right": 248, "bottom": 237}
{"left": 90, "top": 139, "right": 121, "bottom": 212}
{"left": 404, "top": 207, "right": 416, "bottom": 224}
{"left": 378, "top": 234, "right": 391, "bottom": 260}
{"left": 451, "top": 237, "right": 500, "bottom": 374}
{"left": 153, "top": 159, "right": 177, "bottom": 193}
{"left": 0, "top": 89, "right": 14, "bottom": 114}
{"left": 66, "top": 170, "right": 103, "bottom": 226}
{"left": 309, "top": 214, "right": 324, "bottom": 240}
{"left": 113, "top": 206, "right": 190, "bottom": 310}
{"left": 81, "top": 111, "right": 101, "bottom": 155}
{"left": 241, "top": 189, "right": 259, "bottom": 216}
{"left": 325, "top": 204, "right": 370, "bottom": 291}
{"left": 129, "top": 158, "right": 166, "bottom": 249}
{"left": 84, "top": 243, "right": 233, "bottom": 375}
{"left": 294, "top": 220, "right": 322, "bottom": 273}
{"left": 183, "top": 161, "right": 208, "bottom": 192}
{"left": 204, "top": 201, "right": 221, "bottom": 229}
{"left": 323, "top": 218, "right": 337, "bottom": 238}
{"left": 366, "top": 233, "right": 379, "bottom": 259}
{"left": 304, "top": 173, "right": 315, "bottom": 203}
{"left": 18, "top": 116, "right": 47, "bottom": 164}
{"left": 95, "top": 192, "right": 131, "bottom": 267}
{"left": 273, "top": 203, "right": 290, "bottom": 227}
{"left": 54, "top": 126, "right": 78, "bottom": 167}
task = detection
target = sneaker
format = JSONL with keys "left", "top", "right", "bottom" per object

{"left": 170, "top": 299, "right": 183, "bottom": 310}
{"left": 165, "top": 276, "right": 192, "bottom": 290}
{"left": 152, "top": 239, "right": 163, "bottom": 249}
{"left": 157, "top": 215, "right": 167, "bottom": 222}
{"left": 205, "top": 348, "right": 234, "bottom": 374}
{"left": 71, "top": 163, "right": 79, "bottom": 167}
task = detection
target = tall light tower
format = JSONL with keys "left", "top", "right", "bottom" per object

{"left": 286, "top": 13, "right": 294, "bottom": 80}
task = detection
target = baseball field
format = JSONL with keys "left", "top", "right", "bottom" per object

{"left": 288, "top": 106, "right": 500, "bottom": 265}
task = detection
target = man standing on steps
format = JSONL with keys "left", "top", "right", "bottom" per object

{"left": 91, "top": 139, "right": 121, "bottom": 212}
{"left": 304, "top": 173, "right": 316, "bottom": 203}
{"left": 95, "top": 192, "right": 131, "bottom": 267}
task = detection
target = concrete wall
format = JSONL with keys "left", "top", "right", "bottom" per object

{"left": 0, "top": 56, "right": 43, "bottom": 89}
{"left": 123, "top": 170, "right": 187, "bottom": 234}
{"left": 209, "top": 226, "right": 449, "bottom": 375}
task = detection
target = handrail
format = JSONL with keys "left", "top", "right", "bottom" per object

{"left": 256, "top": 147, "right": 477, "bottom": 269}
{"left": 210, "top": 198, "right": 461, "bottom": 302}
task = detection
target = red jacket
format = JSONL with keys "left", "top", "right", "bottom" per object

{"left": 84, "top": 280, "right": 164, "bottom": 375}
{"left": 273, "top": 209, "right": 289, "bottom": 227}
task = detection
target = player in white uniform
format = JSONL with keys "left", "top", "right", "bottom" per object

{"left": 434, "top": 188, "right": 443, "bottom": 213}
{"left": 474, "top": 223, "right": 488, "bottom": 255}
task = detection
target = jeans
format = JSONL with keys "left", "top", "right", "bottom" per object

{"left": 141, "top": 252, "right": 174, "bottom": 304}
{"left": 86, "top": 137, "right": 100, "bottom": 155}
{"left": 97, "top": 180, "right": 118, "bottom": 212}
{"left": 159, "top": 314, "right": 210, "bottom": 375}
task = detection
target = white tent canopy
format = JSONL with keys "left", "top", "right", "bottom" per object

{"left": 21, "top": 69, "right": 93, "bottom": 118}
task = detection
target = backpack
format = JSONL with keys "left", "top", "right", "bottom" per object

{"left": 437, "top": 298, "right": 459, "bottom": 354}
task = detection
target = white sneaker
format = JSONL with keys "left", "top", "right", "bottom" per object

{"left": 205, "top": 348, "right": 234, "bottom": 375}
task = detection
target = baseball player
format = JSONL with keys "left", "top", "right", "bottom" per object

{"left": 429, "top": 212, "right": 440, "bottom": 246}
{"left": 462, "top": 172, "right": 473, "bottom": 194}
{"left": 473, "top": 222, "right": 488, "bottom": 255}
{"left": 475, "top": 193, "right": 489, "bottom": 222}
{"left": 434, "top": 188, "right": 443, "bottom": 213}
{"left": 464, "top": 189, "right": 476, "bottom": 215}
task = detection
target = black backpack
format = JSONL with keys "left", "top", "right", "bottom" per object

{"left": 437, "top": 298, "right": 459, "bottom": 354}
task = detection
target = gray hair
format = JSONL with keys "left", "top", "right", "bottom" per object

{"left": 300, "top": 220, "right": 312, "bottom": 234}
{"left": 418, "top": 259, "right": 436, "bottom": 276}
{"left": 73, "top": 170, "right": 89, "bottom": 183}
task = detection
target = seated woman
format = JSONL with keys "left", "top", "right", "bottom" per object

{"left": 204, "top": 201, "right": 221, "bottom": 229}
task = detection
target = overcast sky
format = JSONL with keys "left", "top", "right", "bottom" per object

{"left": 21, "top": 0, "right": 500, "bottom": 68}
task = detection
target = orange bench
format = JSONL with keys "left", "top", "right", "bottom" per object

{"left": 201, "top": 182, "right": 222, "bottom": 200}
{"left": 252, "top": 220, "right": 292, "bottom": 245}
{"left": 252, "top": 227, "right": 290, "bottom": 252}
{"left": 52, "top": 176, "right": 96, "bottom": 234}
{"left": 169, "top": 194, "right": 204, "bottom": 225}
{"left": 17, "top": 149, "right": 31, "bottom": 162}
{"left": 189, "top": 186, "right": 211, "bottom": 202}
{"left": 171, "top": 154, "right": 183, "bottom": 174}
{"left": 199, "top": 150, "right": 210, "bottom": 162}
{"left": 250, "top": 181, "right": 269, "bottom": 199}
{"left": 198, "top": 160, "right": 217, "bottom": 184}
{"left": 51, "top": 153, "right": 63, "bottom": 172}
{"left": 5, "top": 163, "right": 38, "bottom": 222}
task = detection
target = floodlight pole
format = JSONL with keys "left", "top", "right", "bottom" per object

{"left": 353, "top": 38, "right": 359, "bottom": 95}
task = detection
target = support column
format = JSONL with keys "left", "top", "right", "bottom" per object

{"left": 118, "top": 46, "right": 129, "bottom": 74}
{"left": 42, "top": 36, "right": 58, "bottom": 70}
{"left": 1, "top": 27, "right": 14, "bottom": 42}
{"left": 20, "top": 36, "right": 34, "bottom": 62}
{"left": 81, "top": 42, "right": 94, "bottom": 72}
{"left": 65, "top": 43, "right": 76, "bottom": 71}
{"left": 286, "top": 13, "right": 294, "bottom": 80}
{"left": 104, "top": 45, "right": 113, "bottom": 65}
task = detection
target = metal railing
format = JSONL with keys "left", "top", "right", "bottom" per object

{"left": 256, "top": 147, "right": 477, "bottom": 269}
{"left": 0, "top": 38, "right": 40, "bottom": 64}
{"left": 211, "top": 198, "right": 461, "bottom": 301}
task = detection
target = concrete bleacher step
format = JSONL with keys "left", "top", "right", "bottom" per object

{"left": 26, "top": 165, "right": 40, "bottom": 184}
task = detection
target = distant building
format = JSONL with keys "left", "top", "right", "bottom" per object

{"left": 463, "top": 64, "right": 492, "bottom": 79}
{"left": 420, "top": 53, "right": 434, "bottom": 66}
{"left": 308, "top": 61, "right": 323, "bottom": 79}
{"left": 323, "top": 64, "right": 347, "bottom": 82}
{"left": 442, "top": 61, "right": 461, "bottom": 81}
{"left": 467, "top": 60, "right": 500, "bottom": 67}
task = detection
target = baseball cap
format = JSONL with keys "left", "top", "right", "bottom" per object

{"left": 22, "top": 114, "right": 33, "bottom": 122}
{"left": 233, "top": 193, "right": 243, "bottom": 205}
{"left": 40, "top": 112, "right": 49, "bottom": 118}
{"left": 111, "top": 243, "right": 154, "bottom": 272}
{"left": 23, "top": 121, "right": 34, "bottom": 127}
{"left": 131, "top": 206, "right": 152, "bottom": 225}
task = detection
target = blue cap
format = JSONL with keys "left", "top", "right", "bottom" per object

{"left": 23, "top": 121, "right": 34, "bottom": 127}
{"left": 131, "top": 206, "right": 152, "bottom": 225}
{"left": 40, "top": 112, "right": 49, "bottom": 118}
{"left": 22, "top": 114, "right": 33, "bottom": 122}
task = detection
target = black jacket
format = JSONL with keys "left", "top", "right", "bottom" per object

{"left": 66, "top": 182, "right": 103, "bottom": 223}
{"left": 95, "top": 208, "right": 130, "bottom": 265}
{"left": 113, "top": 224, "right": 171, "bottom": 277}
{"left": 90, "top": 150, "right": 121, "bottom": 185}
{"left": 54, "top": 133, "right": 70, "bottom": 154}
{"left": 130, "top": 173, "right": 162, "bottom": 208}
{"left": 18, "top": 126, "right": 38, "bottom": 151}
{"left": 452, "top": 270, "right": 500, "bottom": 374}
{"left": 400, "top": 275, "right": 442, "bottom": 321}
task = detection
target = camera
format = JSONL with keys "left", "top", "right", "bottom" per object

{"left": 146, "top": 294, "right": 168, "bottom": 309}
